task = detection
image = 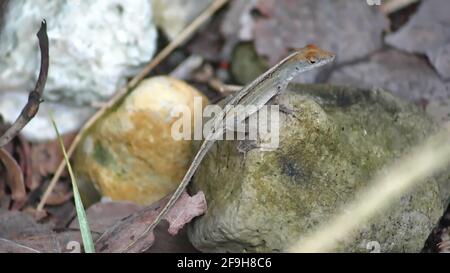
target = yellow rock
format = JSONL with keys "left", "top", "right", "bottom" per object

{"left": 73, "top": 76, "right": 209, "bottom": 205}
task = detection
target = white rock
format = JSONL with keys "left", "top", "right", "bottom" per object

{"left": 0, "top": 91, "right": 95, "bottom": 142}
{"left": 0, "top": 0, "right": 157, "bottom": 140}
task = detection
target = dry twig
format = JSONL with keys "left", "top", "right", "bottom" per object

{"left": 208, "top": 78, "right": 242, "bottom": 94}
{"left": 0, "top": 20, "right": 49, "bottom": 147}
{"left": 0, "top": 20, "right": 48, "bottom": 209}
{"left": 38, "top": 0, "right": 229, "bottom": 211}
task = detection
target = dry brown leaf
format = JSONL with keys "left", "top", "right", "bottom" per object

{"left": 0, "top": 148, "right": 25, "bottom": 205}
{"left": 188, "top": 10, "right": 226, "bottom": 62}
{"left": 0, "top": 209, "right": 52, "bottom": 238}
{"left": 0, "top": 237, "right": 40, "bottom": 253}
{"left": 0, "top": 195, "right": 11, "bottom": 210}
{"left": 221, "top": 0, "right": 257, "bottom": 42}
{"left": 0, "top": 122, "right": 34, "bottom": 198}
{"left": 328, "top": 49, "right": 450, "bottom": 103}
{"left": 44, "top": 182, "right": 72, "bottom": 206}
{"left": 22, "top": 206, "right": 48, "bottom": 222}
{"left": 14, "top": 135, "right": 34, "bottom": 190}
{"left": 95, "top": 191, "right": 207, "bottom": 253}
{"left": 386, "top": 0, "right": 450, "bottom": 79}
{"left": 0, "top": 167, "right": 5, "bottom": 199}
{"left": 0, "top": 231, "right": 96, "bottom": 253}
{"left": 11, "top": 234, "right": 61, "bottom": 253}
{"left": 218, "top": 0, "right": 387, "bottom": 84}
{"left": 438, "top": 231, "right": 450, "bottom": 253}
{"left": 253, "top": 0, "right": 387, "bottom": 66}
{"left": 70, "top": 201, "right": 142, "bottom": 234}
{"left": 30, "top": 133, "right": 75, "bottom": 186}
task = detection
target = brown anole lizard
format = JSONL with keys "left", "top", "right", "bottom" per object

{"left": 124, "top": 44, "right": 335, "bottom": 252}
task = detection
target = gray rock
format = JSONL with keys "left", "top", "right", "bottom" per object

{"left": 188, "top": 84, "right": 446, "bottom": 252}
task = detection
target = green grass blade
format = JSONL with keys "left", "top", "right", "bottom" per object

{"left": 50, "top": 113, "right": 95, "bottom": 253}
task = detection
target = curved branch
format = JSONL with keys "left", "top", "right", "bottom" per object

{"left": 0, "top": 20, "right": 49, "bottom": 147}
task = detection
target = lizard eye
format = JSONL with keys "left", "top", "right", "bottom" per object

{"left": 308, "top": 58, "right": 317, "bottom": 64}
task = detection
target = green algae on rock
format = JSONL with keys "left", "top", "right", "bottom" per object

{"left": 188, "top": 84, "right": 447, "bottom": 253}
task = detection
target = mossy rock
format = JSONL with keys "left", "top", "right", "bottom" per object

{"left": 188, "top": 84, "right": 447, "bottom": 253}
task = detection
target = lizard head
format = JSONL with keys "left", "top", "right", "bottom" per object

{"left": 291, "top": 44, "right": 335, "bottom": 69}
